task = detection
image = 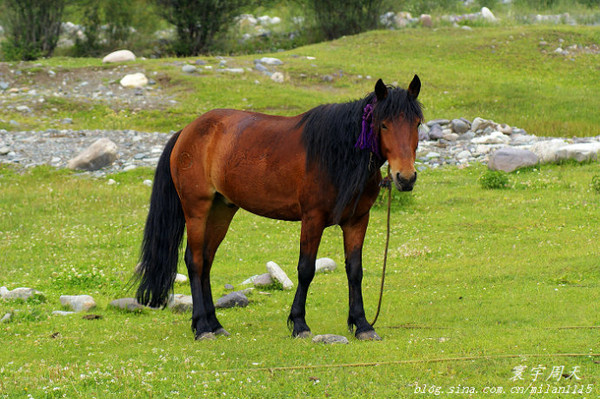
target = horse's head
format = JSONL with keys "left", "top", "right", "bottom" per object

{"left": 374, "top": 75, "right": 422, "bottom": 192}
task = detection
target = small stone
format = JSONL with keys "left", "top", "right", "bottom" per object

{"left": 175, "top": 273, "right": 188, "bottom": 284}
{"left": 0, "top": 146, "right": 9, "bottom": 155}
{"left": 1, "top": 287, "right": 42, "bottom": 301}
{"left": 420, "top": 14, "right": 432, "bottom": 28}
{"left": 426, "top": 119, "right": 450, "bottom": 127}
{"left": 451, "top": 119, "right": 470, "bottom": 134}
{"left": 120, "top": 73, "right": 148, "bottom": 88}
{"left": 456, "top": 150, "right": 471, "bottom": 160}
{"left": 60, "top": 295, "right": 96, "bottom": 312}
{"left": 168, "top": 294, "right": 193, "bottom": 313}
{"left": 270, "top": 72, "right": 284, "bottom": 83}
{"left": 253, "top": 273, "right": 274, "bottom": 287}
{"left": 472, "top": 132, "right": 510, "bottom": 145}
{"left": 426, "top": 151, "right": 441, "bottom": 159}
{"left": 322, "top": 74, "right": 334, "bottom": 82}
{"left": 259, "top": 57, "right": 283, "bottom": 65}
{"left": 266, "top": 261, "right": 293, "bottom": 290}
{"left": 254, "top": 63, "right": 269, "bottom": 73}
{"left": 16, "top": 105, "right": 32, "bottom": 113}
{"left": 102, "top": 49, "right": 136, "bottom": 63}
{"left": 215, "top": 291, "right": 249, "bottom": 309}
{"left": 67, "top": 138, "right": 118, "bottom": 171}
{"left": 443, "top": 133, "right": 459, "bottom": 142}
{"left": 1, "top": 313, "right": 12, "bottom": 323}
{"left": 315, "top": 257, "right": 337, "bottom": 273}
{"left": 52, "top": 310, "right": 76, "bottom": 316}
{"left": 428, "top": 125, "right": 444, "bottom": 140}
{"left": 0, "top": 81, "right": 9, "bottom": 90}
{"left": 107, "top": 179, "right": 116, "bottom": 185}
{"left": 240, "top": 275, "right": 259, "bottom": 285}
{"left": 181, "top": 64, "right": 197, "bottom": 73}
{"left": 481, "top": 7, "right": 497, "bottom": 22}
{"left": 61, "top": 118, "right": 73, "bottom": 124}
{"left": 109, "top": 298, "right": 145, "bottom": 312}
{"left": 224, "top": 284, "right": 235, "bottom": 290}
{"left": 312, "top": 334, "right": 349, "bottom": 344}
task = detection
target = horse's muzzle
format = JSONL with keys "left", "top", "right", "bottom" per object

{"left": 395, "top": 172, "right": 417, "bottom": 191}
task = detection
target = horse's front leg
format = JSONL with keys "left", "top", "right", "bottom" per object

{"left": 288, "top": 213, "right": 325, "bottom": 338}
{"left": 341, "top": 212, "right": 381, "bottom": 340}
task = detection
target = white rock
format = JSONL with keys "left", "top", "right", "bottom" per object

{"left": 555, "top": 143, "right": 600, "bottom": 163}
{"left": 529, "top": 139, "right": 568, "bottom": 163}
{"left": 425, "top": 151, "right": 441, "bottom": 158}
{"left": 1, "top": 313, "right": 11, "bottom": 323}
{"left": 456, "top": 150, "right": 471, "bottom": 160}
{"left": 67, "top": 138, "right": 118, "bottom": 171}
{"left": 1, "top": 287, "right": 42, "bottom": 300}
{"left": 472, "top": 132, "right": 510, "bottom": 145}
{"left": 120, "top": 72, "right": 148, "bottom": 88}
{"left": 241, "top": 275, "right": 259, "bottom": 285}
{"left": 52, "top": 310, "right": 76, "bottom": 316}
{"left": 60, "top": 295, "right": 96, "bottom": 312}
{"left": 481, "top": 7, "right": 497, "bottom": 22}
{"left": 143, "top": 179, "right": 152, "bottom": 187}
{"left": 102, "top": 49, "right": 136, "bottom": 63}
{"left": 266, "top": 261, "right": 293, "bottom": 290}
{"left": 316, "top": 257, "right": 337, "bottom": 273}
{"left": 270, "top": 72, "right": 284, "bottom": 83}
{"left": 260, "top": 57, "right": 283, "bottom": 65}
{"left": 175, "top": 273, "right": 188, "bottom": 283}
{"left": 181, "top": 65, "right": 197, "bottom": 73}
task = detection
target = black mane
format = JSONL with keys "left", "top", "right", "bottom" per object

{"left": 299, "top": 85, "right": 423, "bottom": 223}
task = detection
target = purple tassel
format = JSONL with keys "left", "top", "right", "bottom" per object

{"left": 355, "top": 101, "right": 380, "bottom": 157}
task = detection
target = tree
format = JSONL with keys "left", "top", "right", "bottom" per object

{"left": 156, "top": 0, "right": 253, "bottom": 56}
{"left": 0, "top": 0, "right": 66, "bottom": 60}
{"left": 304, "top": 0, "right": 384, "bottom": 41}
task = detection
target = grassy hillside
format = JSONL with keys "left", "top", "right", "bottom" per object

{"left": 2, "top": 25, "right": 599, "bottom": 137}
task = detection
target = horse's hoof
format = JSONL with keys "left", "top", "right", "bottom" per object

{"left": 214, "top": 327, "right": 230, "bottom": 337}
{"left": 356, "top": 330, "right": 382, "bottom": 341}
{"left": 295, "top": 330, "right": 313, "bottom": 339}
{"left": 195, "top": 332, "right": 216, "bottom": 341}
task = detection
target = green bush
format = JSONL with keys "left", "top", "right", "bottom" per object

{"left": 592, "top": 175, "right": 600, "bottom": 194}
{"left": 156, "top": 0, "right": 253, "bottom": 56}
{"left": 303, "top": 0, "right": 384, "bottom": 41}
{"left": 479, "top": 169, "right": 510, "bottom": 189}
{"left": 0, "top": 0, "right": 66, "bottom": 60}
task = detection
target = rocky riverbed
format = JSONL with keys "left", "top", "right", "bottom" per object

{"left": 1, "top": 115, "right": 600, "bottom": 176}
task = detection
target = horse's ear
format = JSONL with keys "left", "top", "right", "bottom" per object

{"left": 408, "top": 74, "right": 421, "bottom": 99}
{"left": 375, "top": 79, "right": 388, "bottom": 101}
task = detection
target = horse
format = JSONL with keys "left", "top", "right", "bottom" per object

{"left": 136, "top": 75, "right": 423, "bottom": 340}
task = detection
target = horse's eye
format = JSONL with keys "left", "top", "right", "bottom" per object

{"left": 381, "top": 123, "right": 388, "bottom": 130}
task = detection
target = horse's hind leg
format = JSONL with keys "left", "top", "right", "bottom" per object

{"left": 183, "top": 198, "right": 215, "bottom": 340}
{"left": 184, "top": 196, "right": 238, "bottom": 340}
{"left": 200, "top": 196, "right": 238, "bottom": 336}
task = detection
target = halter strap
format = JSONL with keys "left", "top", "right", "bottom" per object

{"left": 355, "top": 99, "right": 380, "bottom": 158}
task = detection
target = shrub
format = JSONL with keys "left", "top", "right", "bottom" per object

{"left": 302, "top": 0, "right": 384, "bottom": 41}
{"left": 156, "top": 0, "right": 253, "bottom": 56}
{"left": 479, "top": 169, "right": 510, "bottom": 189}
{"left": 592, "top": 175, "right": 600, "bottom": 194}
{"left": 0, "top": 0, "right": 66, "bottom": 60}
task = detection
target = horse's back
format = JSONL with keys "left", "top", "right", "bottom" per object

{"left": 171, "top": 109, "right": 308, "bottom": 220}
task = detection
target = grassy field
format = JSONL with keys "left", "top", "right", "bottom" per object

{"left": 1, "top": 25, "right": 600, "bottom": 137}
{"left": 1, "top": 161, "right": 599, "bottom": 398}
{"left": 1, "top": 24, "right": 600, "bottom": 398}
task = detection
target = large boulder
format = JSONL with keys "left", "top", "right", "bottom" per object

{"left": 102, "top": 50, "right": 136, "bottom": 63}
{"left": 488, "top": 147, "right": 539, "bottom": 172}
{"left": 529, "top": 139, "right": 568, "bottom": 163}
{"left": 555, "top": 143, "right": 600, "bottom": 163}
{"left": 67, "top": 138, "right": 118, "bottom": 171}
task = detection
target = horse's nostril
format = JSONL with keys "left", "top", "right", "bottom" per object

{"left": 396, "top": 172, "right": 417, "bottom": 191}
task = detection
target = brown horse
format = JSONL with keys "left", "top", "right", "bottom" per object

{"left": 136, "top": 76, "right": 423, "bottom": 340}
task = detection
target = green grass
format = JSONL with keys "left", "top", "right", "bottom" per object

{"left": 3, "top": 25, "right": 600, "bottom": 137}
{"left": 1, "top": 161, "right": 599, "bottom": 398}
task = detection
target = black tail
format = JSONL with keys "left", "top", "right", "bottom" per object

{"left": 136, "top": 131, "right": 185, "bottom": 308}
